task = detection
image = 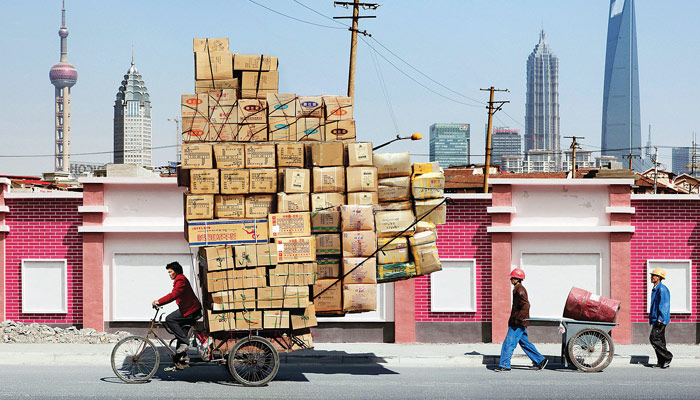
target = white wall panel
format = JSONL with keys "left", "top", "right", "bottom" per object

{"left": 431, "top": 259, "right": 476, "bottom": 312}
{"left": 511, "top": 185, "right": 610, "bottom": 227}
{"left": 647, "top": 260, "right": 692, "bottom": 314}
{"left": 21, "top": 259, "right": 67, "bottom": 313}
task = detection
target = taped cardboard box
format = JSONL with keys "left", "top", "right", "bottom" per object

{"left": 312, "top": 167, "right": 345, "bottom": 192}
{"left": 283, "top": 169, "right": 311, "bottom": 193}
{"left": 376, "top": 201, "right": 412, "bottom": 211}
{"left": 184, "top": 193, "right": 214, "bottom": 220}
{"left": 193, "top": 38, "right": 229, "bottom": 52}
{"left": 248, "top": 169, "right": 277, "bottom": 193}
{"left": 181, "top": 143, "right": 213, "bottom": 169}
{"left": 415, "top": 221, "right": 438, "bottom": 237}
{"left": 296, "top": 96, "right": 324, "bottom": 118}
{"left": 240, "top": 71, "right": 279, "bottom": 99}
{"left": 310, "top": 142, "right": 345, "bottom": 167}
{"left": 256, "top": 243, "right": 278, "bottom": 266}
{"left": 268, "top": 264, "right": 288, "bottom": 287}
{"left": 343, "top": 284, "right": 377, "bottom": 313}
{"left": 377, "top": 262, "right": 417, "bottom": 283}
{"left": 346, "top": 166, "right": 378, "bottom": 192}
{"left": 181, "top": 94, "right": 209, "bottom": 119}
{"left": 257, "top": 286, "right": 284, "bottom": 309}
{"left": 186, "top": 218, "right": 268, "bottom": 247}
{"left": 267, "top": 93, "right": 296, "bottom": 117}
{"left": 311, "top": 193, "right": 345, "bottom": 212}
{"left": 276, "top": 143, "right": 304, "bottom": 167}
{"left": 199, "top": 245, "right": 234, "bottom": 271}
{"left": 291, "top": 304, "right": 317, "bottom": 330}
{"left": 375, "top": 210, "right": 416, "bottom": 237}
{"left": 235, "top": 310, "right": 263, "bottom": 330}
{"left": 264, "top": 310, "right": 290, "bottom": 329}
{"left": 189, "top": 169, "right": 219, "bottom": 194}
{"left": 316, "top": 257, "right": 340, "bottom": 279}
{"left": 233, "top": 54, "right": 278, "bottom": 71}
{"left": 195, "top": 78, "right": 239, "bottom": 94}
{"left": 213, "top": 288, "right": 255, "bottom": 310}
{"left": 214, "top": 195, "right": 245, "bottom": 218}
{"left": 409, "top": 231, "right": 442, "bottom": 275}
{"left": 342, "top": 230, "right": 377, "bottom": 257}
{"left": 269, "top": 212, "right": 312, "bottom": 238}
{"left": 194, "top": 50, "right": 233, "bottom": 81}
{"left": 342, "top": 257, "right": 377, "bottom": 284}
{"left": 220, "top": 169, "right": 249, "bottom": 194}
{"left": 414, "top": 198, "right": 446, "bottom": 225}
{"left": 412, "top": 172, "right": 445, "bottom": 200}
{"left": 276, "top": 236, "right": 316, "bottom": 263}
{"left": 233, "top": 267, "right": 267, "bottom": 289}
{"left": 237, "top": 123, "right": 267, "bottom": 142}
{"left": 312, "top": 279, "right": 343, "bottom": 312}
{"left": 315, "top": 233, "right": 341, "bottom": 256}
{"left": 268, "top": 117, "right": 296, "bottom": 141}
{"left": 374, "top": 152, "right": 411, "bottom": 178}
{"left": 278, "top": 193, "right": 310, "bottom": 213}
{"left": 182, "top": 117, "right": 210, "bottom": 142}
{"left": 209, "top": 104, "right": 236, "bottom": 124}
{"left": 377, "top": 237, "right": 410, "bottom": 264}
{"left": 288, "top": 263, "right": 316, "bottom": 286}
{"left": 340, "top": 204, "right": 375, "bottom": 231}
{"left": 207, "top": 311, "right": 235, "bottom": 332}
{"left": 210, "top": 289, "right": 236, "bottom": 304}
{"left": 283, "top": 286, "right": 310, "bottom": 309}
{"left": 347, "top": 142, "right": 373, "bottom": 166}
{"left": 237, "top": 99, "right": 267, "bottom": 124}
{"left": 323, "top": 120, "right": 356, "bottom": 141}
{"left": 245, "top": 143, "right": 276, "bottom": 168}
{"left": 412, "top": 161, "right": 441, "bottom": 175}
{"left": 234, "top": 245, "right": 258, "bottom": 268}
{"left": 209, "top": 123, "right": 237, "bottom": 142}
{"left": 290, "top": 333, "right": 314, "bottom": 350}
{"left": 245, "top": 195, "right": 275, "bottom": 218}
{"left": 377, "top": 177, "right": 411, "bottom": 202}
{"left": 311, "top": 210, "right": 341, "bottom": 233}
{"left": 207, "top": 88, "right": 237, "bottom": 107}
{"left": 346, "top": 192, "right": 378, "bottom": 206}
{"left": 213, "top": 144, "right": 244, "bottom": 169}
{"left": 297, "top": 118, "right": 324, "bottom": 141}
{"left": 323, "top": 95, "right": 353, "bottom": 121}
{"left": 206, "top": 270, "right": 235, "bottom": 292}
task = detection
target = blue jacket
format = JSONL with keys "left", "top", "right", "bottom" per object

{"left": 649, "top": 282, "right": 671, "bottom": 325}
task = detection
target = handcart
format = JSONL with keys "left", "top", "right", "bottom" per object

{"left": 526, "top": 317, "right": 617, "bottom": 372}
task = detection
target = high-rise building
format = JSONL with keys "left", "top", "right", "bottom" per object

{"left": 48, "top": 1, "right": 78, "bottom": 173}
{"left": 429, "top": 123, "right": 470, "bottom": 168}
{"left": 491, "top": 127, "right": 522, "bottom": 167}
{"left": 525, "top": 30, "right": 560, "bottom": 168}
{"left": 114, "top": 56, "right": 152, "bottom": 166}
{"left": 672, "top": 146, "right": 699, "bottom": 176}
{"left": 601, "top": 0, "right": 643, "bottom": 169}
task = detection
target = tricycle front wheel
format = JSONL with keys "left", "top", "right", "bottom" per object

{"left": 567, "top": 328, "right": 614, "bottom": 372}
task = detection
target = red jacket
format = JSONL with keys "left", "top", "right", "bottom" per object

{"left": 158, "top": 274, "right": 202, "bottom": 317}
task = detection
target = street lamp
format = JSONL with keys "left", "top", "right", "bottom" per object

{"left": 373, "top": 133, "right": 422, "bottom": 151}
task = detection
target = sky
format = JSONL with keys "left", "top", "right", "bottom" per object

{"left": 2, "top": 0, "right": 700, "bottom": 176}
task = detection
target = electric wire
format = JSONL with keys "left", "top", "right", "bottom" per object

{"left": 248, "top": 0, "right": 346, "bottom": 29}
{"left": 368, "top": 41, "right": 400, "bottom": 134}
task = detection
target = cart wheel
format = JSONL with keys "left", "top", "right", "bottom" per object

{"left": 227, "top": 336, "right": 279, "bottom": 387}
{"left": 111, "top": 335, "right": 160, "bottom": 383}
{"left": 567, "top": 328, "right": 614, "bottom": 372}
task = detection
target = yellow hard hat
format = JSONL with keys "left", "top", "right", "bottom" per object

{"left": 650, "top": 268, "right": 666, "bottom": 279}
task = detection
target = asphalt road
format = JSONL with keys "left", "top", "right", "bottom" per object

{"left": 0, "top": 363, "right": 697, "bottom": 399}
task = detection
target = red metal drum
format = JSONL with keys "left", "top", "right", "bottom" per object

{"left": 563, "top": 287, "right": 620, "bottom": 323}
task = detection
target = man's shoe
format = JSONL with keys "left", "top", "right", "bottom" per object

{"left": 494, "top": 367, "right": 511, "bottom": 372}
{"left": 532, "top": 358, "right": 548, "bottom": 371}
{"left": 660, "top": 361, "right": 671, "bottom": 369}
{"left": 176, "top": 343, "right": 188, "bottom": 354}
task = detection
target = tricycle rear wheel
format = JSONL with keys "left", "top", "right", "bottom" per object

{"left": 227, "top": 336, "right": 279, "bottom": 386}
{"left": 567, "top": 328, "right": 614, "bottom": 372}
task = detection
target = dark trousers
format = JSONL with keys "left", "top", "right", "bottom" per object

{"left": 649, "top": 323, "right": 673, "bottom": 365}
{"left": 166, "top": 309, "right": 201, "bottom": 346}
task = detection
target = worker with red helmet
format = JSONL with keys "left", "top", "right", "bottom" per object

{"left": 494, "top": 267, "right": 548, "bottom": 372}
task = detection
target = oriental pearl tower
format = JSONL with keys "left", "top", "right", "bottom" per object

{"left": 49, "top": 0, "right": 77, "bottom": 172}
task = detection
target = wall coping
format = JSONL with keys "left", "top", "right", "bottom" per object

{"left": 487, "top": 225, "right": 635, "bottom": 233}
{"left": 490, "top": 178, "right": 634, "bottom": 186}
{"left": 0, "top": 178, "right": 10, "bottom": 186}
{"left": 78, "top": 206, "right": 109, "bottom": 213}
{"left": 79, "top": 177, "right": 177, "bottom": 185}
{"left": 0, "top": 206, "right": 9, "bottom": 213}
{"left": 4, "top": 191, "right": 83, "bottom": 199}
{"left": 631, "top": 194, "right": 700, "bottom": 200}
{"left": 606, "top": 206, "right": 635, "bottom": 214}
{"left": 0, "top": 225, "right": 9, "bottom": 232}
{"left": 446, "top": 194, "right": 492, "bottom": 200}
{"left": 78, "top": 225, "right": 183, "bottom": 233}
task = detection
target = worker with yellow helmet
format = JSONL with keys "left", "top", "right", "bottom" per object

{"left": 649, "top": 268, "right": 673, "bottom": 368}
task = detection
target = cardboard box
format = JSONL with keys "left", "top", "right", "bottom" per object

{"left": 233, "top": 54, "right": 278, "bottom": 71}
{"left": 235, "top": 310, "right": 263, "bottom": 330}
{"left": 237, "top": 123, "right": 267, "bottom": 142}
{"left": 290, "top": 304, "right": 317, "bottom": 330}
{"left": 277, "top": 193, "right": 310, "bottom": 213}
{"left": 290, "top": 333, "right": 314, "bottom": 350}
{"left": 414, "top": 198, "right": 446, "bottom": 225}
{"left": 230, "top": 288, "right": 256, "bottom": 310}
{"left": 245, "top": 144, "right": 276, "bottom": 168}
{"left": 269, "top": 212, "right": 312, "bottom": 238}
{"left": 312, "top": 167, "right": 345, "bottom": 192}
{"left": 323, "top": 95, "right": 353, "bottom": 121}
{"left": 283, "top": 286, "right": 310, "bottom": 309}
{"left": 311, "top": 193, "right": 345, "bottom": 212}
{"left": 312, "top": 279, "right": 342, "bottom": 312}
{"left": 373, "top": 152, "right": 411, "bottom": 178}
{"left": 233, "top": 267, "right": 267, "bottom": 289}
{"left": 376, "top": 201, "right": 413, "bottom": 211}
{"left": 199, "top": 246, "right": 234, "bottom": 271}
{"left": 412, "top": 161, "right": 441, "bottom": 175}
{"left": 234, "top": 245, "right": 258, "bottom": 268}
{"left": 209, "top": 123, "right": 237, "bottom": 142}
{"left": 214, "top": 195, "right": 245, "bottom": 218}
{"left": 412, "top": 172, "right": 445, "bottom": 200}
{"left": 283, "top": 169, "right": 311, "bottom": 193}
{"left": 213, "top": 144, "right": 245, "bottom": 169}
{"left": 256, "top": 243, "right": 278, "bottom": 266}
{"left": 184, "top": 193, "right": 214, "bottom": 220}
{"left": 296, "top": 118, "right": 324, "bottom": 141}
{"left": 323, "top": 120, "right": 356, "bottom": 141}
{"left": 193, "top": 38, "right": 229, "bottom": 52}
{"left": 187, "top": 218, "right": 268, "bottom": 247}
{"left": 268, "top": 117, "right": 296, "bottom": 141}
{"left": 409, "top": 231, "right": 442, "bottom": 275}
{"left": 316, "top": 258, "right": 340, "bottom": 280}
{"left": 315, "top": 233, "right": 341, "bottom": 256}
{"left": 276, "top": 143, "right": 305, "bottom": 167}
{"left": 206, "top": 270, "right": 235, "bottom": 292}
{"left": 220, "top": 169, "right": 249, "bottom": 194}
{"left": 237, "top": 99, "right": 267, "bottom": 124}
{"left": 378, "top": 177, "right": 411, "bottom": 202}
{"left": 377, "top": 262, "right": 418, "bottom": 282}
{"left": 288, "top": 263, "right": 315, "bottom": 286}
{"left": 209, "top": 104, "right": 237, "bottom": 124}
{"left": 240, "top": 71, "right": 279, "bottom": 99}
{"left": 310, "top": 142, "right": 345, "bottom": 167}
{"left": 415, "top": 221, "right": 438, "bottom": 237}
{"left": 190, "top": 169, "right": 219, "bottom": 194}
{"left": 296, "top": 96, "right": 323, "bottom": 118}
{"left": 195, "top": 78, "right": 239, "bottom": 94}
{"left": 343, "top": 284, "right": 377, "bottom": 313}
{"left": 347, "top": 142, "right": 373, "bottom": 166}
{"left": 276, "top": 236, "right": 316, "bottom": 263}
{"left": 342, "top": 257, "right": 377, "bottom": 284}
{"left": 195, "top": 50, "right": 233, "bottom": 81}
{"left": 377, "top": 237, "right": 409, "bottom": 264}
{"left": 181, "top": 143, "right": 213, "bottom": 169}
{"left": 340, "top": 204, "right": 375, "bottom": 231}
{"left": 346, "top": 166, "right": 378, "bottom": 192}
{"left": 375, "top": 210, "right": 416, "bottom": 237}
{"left": 267, "top": 93, "right": 296, "bottom": 117}
{"left": 207, "top": 89, "right": 237, "bottom": 107}
{"left": 311, "top": 211, "right": 341, "bottom": 233}
{"left": 257, "top": 286, "right": 284, "bottom": 309}
{"left": 245, "top": 195, "right": 275, "bottom": 218}
{"left": 207, "top": 311, "right": 235, "bottom": 332}
{"left": 249, "top": 169, "right": 277, "bottom": 193}
{"left": 181, "top": 94, "right": 209, "bottom": 119}
{"left": 182, "top": 117, "right": 210, "bottom": 142}
{"left": 346, "top": 191, "right": 378, "bottom": 206}
{"left": 268, "top": 264, "right": 289, "bottom": 287}
{"left": 342, "top": 230, "right": 377, "bottom": 257}
{"left": 263, "top": 310, "right": 290, "bottom": 329}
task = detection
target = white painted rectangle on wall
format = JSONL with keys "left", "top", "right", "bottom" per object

{"left": 646, "top": 260, "right": 692, "bottom": 314}
{"left": 21, "top": 259, "right": 67, "bottom": 313}
{"left": 430, "top": 259, "right": 476, "bottom": 312}
{"left": 317, "top": 282, "right": 394, "bottom": 323}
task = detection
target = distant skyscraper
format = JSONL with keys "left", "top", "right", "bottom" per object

{"left": 48, "top": 1, "right": 78, "bottom": 172}
{"left": 429, "top": 123, "right": 470, "bottom": 168}
{"left": 672, "top": 147, "right": 698, "bottom": 176}
{"left": 601, "top": 0, "right": 642, "bottom": 168}
{"left": 114, "top": 55, "right": 152, "bottom": 166}
{"left": 525, "top": 30, "right": 560, "bottom": 168}
{"left": 491, "top": 127, "right": 522, "bottom": 167}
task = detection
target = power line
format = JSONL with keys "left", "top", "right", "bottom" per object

{"left": 0, "top": 144, "right": 178, "bottom": 158}
{"left": 248, "top": 0, "right": 346, "bottom": 29}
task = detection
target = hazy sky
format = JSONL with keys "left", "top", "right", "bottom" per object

{"left": 2, "top": 0, "right": 699, "bottom": 176}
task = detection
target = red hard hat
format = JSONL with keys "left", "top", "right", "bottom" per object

{"left": 509, "top": 268, "right": 525, "bottom": 280}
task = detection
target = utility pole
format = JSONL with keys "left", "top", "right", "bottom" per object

{"left": 622, "top": 152, "right": 640, "bottom": 170}
{"left": 168, "top": 118, "right": 180, "bottom": 163}
{"left": 565, "top": 136, "right": 584, "bottom": 178}
{"left": 334, "top": 1, "right": 378, "bottom": 99}
{"left": 653, "top": 146, "right": 659, "bottom": 194}
{"left": 480, "top": 86, "right": 509, "bottom": 193}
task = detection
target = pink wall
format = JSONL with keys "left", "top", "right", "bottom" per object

{"left": 630, "top": 200, "right": 700, "bottom": 324}
{"left": 4, "top": 198, "right": 83, "bottom": 324}
{"left": 416, "top": 199, "right": 492, "bottom": 322}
